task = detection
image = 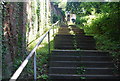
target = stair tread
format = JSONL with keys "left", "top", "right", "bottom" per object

{"left": 48, "top": 26, "right": 119, "bottom": 79}
{"left": 52, "top": 50, "right": 108, "bottom": 52}
{"left": 50, "top": 61, "right": 113, "bottom": 63}
{"left": 51, "top": 55, "right": 112, "bottom": 57}
{"left": 49, "top": 67, "right": 115, "bottom": 69}
{"left": 52, "top": 55, "right": 110, "bottom": 58}
{"left": 49, "top": 74, "right": 119, "bottom": 79}
{"left": 49, "top": 74, "right": 118, "bottom": 76}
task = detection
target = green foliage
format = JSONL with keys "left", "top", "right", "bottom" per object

{"left": 28, "top": 40, "right": 54, "bottom": 80}
{"left": 36, "top": 41, "right": 54, "bottom": 80}
{"left": 77, "top": 66, "right": 86, "bottom": 79}
{"left": 75, "top": 15, "right": 86, "bottom": 25}
{"left": 77, "top": 66, "right": 85, "bottom": 75}
{"left": 66, "top": 2, "right": 81, "bottom": 14}
{"left": 66, "top": 2, "right": 120, "bottom": 62}
{"left": 83, "top": 12, "right": 120, "bottom": 56}
{"left": 53, "top": 14, "right": 61, "bottom": 23}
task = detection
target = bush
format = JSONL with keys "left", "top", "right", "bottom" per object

{"left": 53, "top": 14, "right": 61, "bottom": 23}
{"left": 82, "top": 12, "right": 120, "bottom": 59}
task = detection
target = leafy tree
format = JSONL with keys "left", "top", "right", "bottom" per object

{"left": 66, "top": 2, "right": 120, "bottom": 60}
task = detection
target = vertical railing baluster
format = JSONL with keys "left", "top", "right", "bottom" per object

{"left": 48, "top": 31, "right": 50, "bottom": 55}
{"left": 53, "top": 25, "right": 54, "bottom": 37}
{"left": 34, "top": 51, "right": 37, "bottom": 81}
{"left": 57, "top": 22, "right": 59, "bottom": 32}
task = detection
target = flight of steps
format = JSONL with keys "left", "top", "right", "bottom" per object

{"left": 48, "top": 25, "right": 119, "bottom": 80}
{"left": 54, "top": 35, "right": 96, "bottom": 50}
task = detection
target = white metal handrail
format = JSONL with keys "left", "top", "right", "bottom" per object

{"left": 10, "top": 21, "right": 59, "bottom": 81}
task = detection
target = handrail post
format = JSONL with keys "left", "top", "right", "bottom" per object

{"left": 53, "top": 25, "right": 54, "bottom": 37}
{"left": 48, "top": 31, "right": 50, "bottom": 55}
{"left": 34, "top": 51, "right": 37, "bottom": 81}
{"left": 57, "top": 23, "right": 59, "bottom": 33}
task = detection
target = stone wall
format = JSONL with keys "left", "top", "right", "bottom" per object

{"left": 2, "top": 2, "right": 27, "bottom": 79}
{"left": 50, "top": 3, "right": 65, "bottom": 23}
{"left": 1, "top": 1, "right": 64, "bottom": 79}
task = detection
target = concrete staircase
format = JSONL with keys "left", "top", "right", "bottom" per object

{"left": 48, "top": 25, "right": 119, "bottom": 80}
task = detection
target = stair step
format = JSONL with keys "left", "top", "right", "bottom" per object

{"left": 52, "top": 50, "right": 109, "bottom": 56}
{"left": 54, "top": 39, "right": 95, "bottom": 43}
{"left": 50, "top": 56, "right": 112, "bottom": 61}
{"left": 51, "top": 53, "right": 109, "bottom": 57}
{"left": 58, "top": 32, "right": 84, "bottom": 34}
{"left": 54, "top": 43, "right": 96, "bottom": 46}
{"left": 55, "top": 36, "right": 94, "bottom": 39}
{"left": 54, "top": 42, "right": 96, "bottom": 46}
{"left": 60, "top": 25, "right": 68, "bottom": 27}
{"left": 58, "top": 29, "right": 70, "bottom": 31}
{"left": 54, "top": 42, "right": 96, "bottom": 45}
{"left": 55, "top": 35, "right": 83, "bottom": 37}
{"left": 55, "top": 46, "right": 96, "bottom": 50}
{"left": 56, "top": 35, "right": 93, "bottom": 37}
{"left": 50, "top": 61, "right": 114, "bottom": 67}
{"left": 55, "top": 45, "right": 96, "bottom": 48}
{"left": 48, "top": 26, "right": 119, "bottom": 80}
{"left": 72, "top": 31, "right": 84, "bottom": 33}
{"left": 49, "top": 74, "right": 119, "bottom": 79}
{"left": 58, "top": 30, "right": 84, "bottom": 32}
{"left": 55, "top": 39, "right": 95, "bottom": 42}
{"left": 72, "top": 29, "right": 84, "bottom": 31}
{"left": 55, "top": 46, "right": 76, "bottom": 49}
{"left": 57, "top": 33, "right": 72, "bottom": 35}
{"left": 59, "top": 29, "right": 70, "bottom": 30}
{"left": 49, "top": 67, "right": 115, "bottom": 75}
{"left": 54, "top": 44, "right": 96, "bottom": 47}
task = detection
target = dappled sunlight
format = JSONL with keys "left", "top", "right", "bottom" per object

{"left": 87, "top": 15, "right": 96, "bottom": 25}
{"left": 69, "top": 30, "right": 75, "bottom": 35}
{"left": 28, "top": 25, "right": 59, "bottom": 51}
{"left": 68, "top": 21, "right": 75, "bottom": 25}
{"left": 68, "top": 26, "right": 76, "bottom": 35}
{"left": 2, "top": 1, "right": 119, "bottom": 80}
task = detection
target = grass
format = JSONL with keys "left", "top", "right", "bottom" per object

{"left": 26, "top": 26, "right": 59, "bottom": 80}
{"left": 77, "top": 66, "right": 86, "bottom": 79}
{"left": 26, "top": 33, "right": 55, "bottom": 80}
{"left": 18, "top": 38, "right": 55, "bottom": 80}
{"left": 36, "top": 40, "right": 54, "bottom": 80}
{"left": 16, "top": 40, "right": 54, "bottom": 79}
{"left": 15, "top": 25, "right": 59, "bottom": 80}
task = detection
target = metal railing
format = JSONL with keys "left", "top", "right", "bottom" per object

{"left": 10, "top": 21, "right": 60, "bottom": 81}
